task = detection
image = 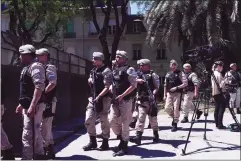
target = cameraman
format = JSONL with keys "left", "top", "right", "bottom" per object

{"left": 211, "top": 61, "right": 226, "bottom": 129}
{"left": 224, "top": 63, "right": 241, "bottom": 114}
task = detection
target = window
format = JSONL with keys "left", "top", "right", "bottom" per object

{"left": 67, "top": 20, "right": 74, "bottom": 33}
{"left": 133, "top": 22, "right": 140, "bottom": 33}
{"left": 156, "top": 49, "right": 167, "bottom": 60}
{"left": 132, "top": 44, "right": 142, "bottom": 60}
{"left": 108, "top": 26, "right": 112, "bottom": 34}
{"left": 64, "top": 20, "right": 76, "bottom": 38}
{"left": 112, "top": 25, "right": 116, "bottom": 35}
{"left": 108, "top": 25, "right": 116, "bottom": 35}
{"left": 89, "top": 21, "right": 98, "bottom": 35}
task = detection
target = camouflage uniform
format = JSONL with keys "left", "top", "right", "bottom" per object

{"left": 181, "top": 63, "right": 202, "bottom": 123}
{"left": 130, "top": 59, "right": 160, "bottom": 145}
{"left": 36, "top": 48, "right": 58, "bottom": 159}
{"left": 164, "top": 60, "right": 187, "bottom": 132}
{"left": 224, "top": 63, "right": 241, "bottom": 113}
{"left": 83, "top": 52, "right": 112, "bottom": 151}
{"left": 109, "top": 50, "right": 137, "bottom": 156}
{"left": 18, "top": 45, "right": 46, "bottom": 160}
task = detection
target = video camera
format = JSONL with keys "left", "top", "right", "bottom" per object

{"left": 181, "top": 45, "right": 224, "bottom": 89}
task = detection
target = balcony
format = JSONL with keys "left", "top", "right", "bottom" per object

{"left": 88, "top": 32, "right": 98, "bottom": 36}
{"left": 64, "top": 32, "right": 76, "bottom": 38}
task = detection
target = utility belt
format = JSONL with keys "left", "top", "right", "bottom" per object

{"left": 183, "top": 89, "right": 194, "bottom": 94}
{"left": 137, "top": 96, "right": 149, "bottom": 103}
{"left": 226, "top": 85, "right": 239, "bottom": 93}
{"left": 19, "top": 97, "right": 44, "bottom": 109}
{"left": 167, "top": 90, "right": 183, "bottom": 93}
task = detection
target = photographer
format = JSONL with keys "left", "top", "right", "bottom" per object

{"left": 211, "top": 61, "right": 226, "bottom": 129}
{"left": 225, "top": 63, "right": 241, "bottom": 114}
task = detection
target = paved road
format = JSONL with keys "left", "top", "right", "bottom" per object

{"left": 54, "top": 112, "right": 241, "bottom": 160}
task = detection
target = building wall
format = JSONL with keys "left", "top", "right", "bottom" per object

{"left": 63, "top": 15, "right": 183, "bottom": 77}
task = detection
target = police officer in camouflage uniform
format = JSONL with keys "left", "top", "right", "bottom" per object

{"left": 109, "top": 50, "right": 137, "bottom": 156}
{"left": 83, "top": 52, "right": 112, "bottom": 151}
{"left": 225, "top": 63, "right": 241, "bottom": 114}
{"left": 15, "top": 44, "right": 46, "bottom": 160}
{"left": 1, "top": 78, "right": 15, "bottom": 160}
{"left": 129, "top": 60, "right": 151, "bottom": 129}
{"left": 129, "top": 59, "right": 160, "bottom": 145}
{"left": 164, "top": 60, "right": 187, "bottom": 132}
{"left": 36, "top": 48, "right": 57, "bottom": 159}
{"left": 181, "top": 63, "right": 203, "bottom": 123}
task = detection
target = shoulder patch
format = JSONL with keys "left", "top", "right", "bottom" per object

{"left": 126, "top": 67, "right": 136, "bottom": 75}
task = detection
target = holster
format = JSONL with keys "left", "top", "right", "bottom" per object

{"left": 95, "top": 97, "right": 104, "bottom": 113}
{"left": 138, "top": 96, "right": 149, "bottom": 104}
{"left": 149, "top": 104, "right": 158, "bottom": 117}
{"left": 19, "top": 97, "right": 32, "bottom": 109}
{"left": 226, "top": 86, "right": 238, "bottom": 93}
{"left": 138, "top": 97, "right": 158, "bottom": 117}
{"left": 43, "top": 102, "right": 55, "bottom": 118}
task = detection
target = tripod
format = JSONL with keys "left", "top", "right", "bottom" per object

{"left": 182, "top": 88, "right": 211, "bottom": 155}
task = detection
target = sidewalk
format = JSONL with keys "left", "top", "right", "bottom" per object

{"left": 53, "top": 117, "right": 100, "bottom": 146}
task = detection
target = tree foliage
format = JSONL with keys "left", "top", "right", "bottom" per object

{"left": 88, "top": 0, "right": 130, "bottom": 66}
{"left": 1, "top": 0, "right": 88, "bottom": 50}
{"left": 145, "top": 0, "right": 241, "bottom": 52}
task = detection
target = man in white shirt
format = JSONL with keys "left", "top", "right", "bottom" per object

{"left": 211, "top": 61, "right": 226, "bottom": 129}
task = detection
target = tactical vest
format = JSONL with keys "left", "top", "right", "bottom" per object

{"left": 91, "top": 65, "right": 108, "bottom": 97}
{"left": 184, "top": 72, "right": 195, "bottom": 92}
{"left": 228, "top": 70, "right": 240, "bottom": 87}
{"left": 113, "top": 66, "right": 136, "bottom": 100}
{"left": 44, "top": 64, "right": 57, "bottom": 102}
{"left": 166, "top": 70, "right": 183, "bottom": 93}
{"left": 19, "top": 64, "right": 44, "bottom": 109}
{"left": 137, "top": 71, "right": 155, "bottom": 99}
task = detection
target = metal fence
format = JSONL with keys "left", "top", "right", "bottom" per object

{"left": 1, "top": 45, "right": 92, "bottom": 75}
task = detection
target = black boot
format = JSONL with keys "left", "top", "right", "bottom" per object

{"left": 117, "top": 136, "right": 123, "bottom": 150}
{"left": 43, "top": 147, "right": 48, "bottom": 156}
{"left": 237, "top": 108, "right": 241, "bottom": 114}
{"left": 83, "top": 136, "right": 97, "bottom": 151}
{"left": 45, "top": 144, "right": 55, "bottom": 159}
{"left": 2, "top": 148, "right": 15, "bottom": 160}
{"left": 129, "top": 131, "right": 142, "bottom": 145}
{"left": 153, "top": 131, "right": 159, "bottom": 143}
{"left": 181, "top": 117, "right": 189, "bottom": 123}
{"left": 147, "top": 123, "right": 151, "bottom": 129}
{"left": 171, "top": 123, "right": 178, "bottom": 132}
{"left": 196, "top": 110, "right": 203, "bottom": 119}
{"left": 98, "top": 138, "right": 109, "bottom": 151}
{"left": 34, "top": 154, "right": 47, "bottom": 160}
{"left": 117, "top": 135, "right": 121, "bottom": 140}
{"left": 129, "top": 119, "right": 137, "bottom": 128}
{"left": 171, "top": 120, "right": 174, "bottom": 126}
{"left": 113, "top": 141, "right": 128, "bottom": 157}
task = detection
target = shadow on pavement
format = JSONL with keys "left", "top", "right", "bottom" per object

{"left": 158, "top": 126, "right": 172, "bottom": 131}
{"left": 56, "top": 155, "right": 97, "bottom": 160}
{"left": 195, "top": 119, "right": 216, "bottom": 123}
{"left": 141, "top": 136, "right": 189, "bottom": 149}
{"left": 129, "top": 146, "right": 176, "bottom": 158}
{"left": 55, "top": 128, "right": 87, "bottom": 154}
{"left": 179, "top": 127, "right": 213, "bottom": 132}
{"left": 183, "top": 145, "right": 241, "bottom": 156}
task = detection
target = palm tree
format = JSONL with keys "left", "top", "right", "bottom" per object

{"left": 144, "top": 0, "right": 241, "bottom": 64}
